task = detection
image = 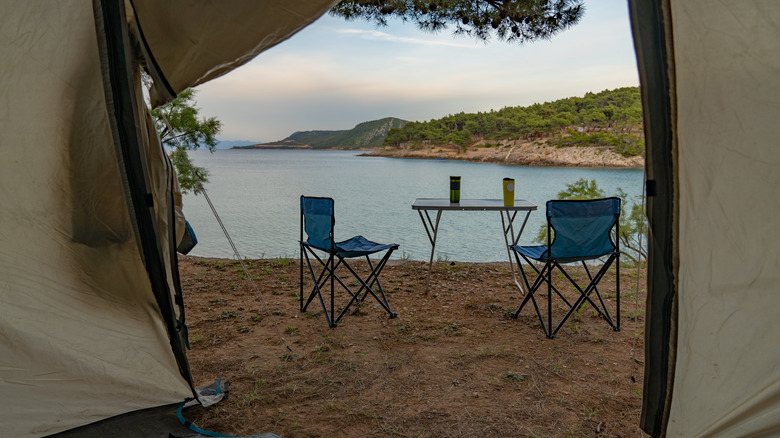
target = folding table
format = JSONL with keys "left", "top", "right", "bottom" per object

{"left": 411, "top": 198, "right": 537, "bottom": 293}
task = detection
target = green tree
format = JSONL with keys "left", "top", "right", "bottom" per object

{"left": 536, "top": 178, "right": 647, "bottom": 265}
{"left": 379, "top": 87, "right": 644, "bottom": 148}
{"left": 168, "top": 148, "right": 210, "bottom": 195}
{"left": 330, "top": 0, "right": 584, "bottom": 44}
{"left": 554, "top": 178, "right": 605, "bottom": 200}
{"left": 614, "top": 187, "right": 647, "bottom": 264}
{"left": 150, "top": 88, "right": 222, "bottom": 194}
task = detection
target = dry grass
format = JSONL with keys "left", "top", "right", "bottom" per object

{"left": 179, "top": 255, "right": 648, "bottom": 438}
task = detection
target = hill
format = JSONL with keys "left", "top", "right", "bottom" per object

{"left": 383, "top": 87, "right": 644, "bottom": 158}
{"left": 235, "top": 117, "right": 408, "bottom": 150}
{"left": 214, "top": 140, "right": 260, "bottom": 150}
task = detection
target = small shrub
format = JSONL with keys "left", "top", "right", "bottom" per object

{"left": 271, "top": 257, "right": 295, "bottom": 268}
{"left": 280, "top": 353, "right": 298, "bottom": 362}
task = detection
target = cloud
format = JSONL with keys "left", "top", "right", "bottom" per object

{"left": 194, "top": 1, "right": 640, "bottom": 141}
{"left": 336, "top": 28, "right": 480, "bottom": 49}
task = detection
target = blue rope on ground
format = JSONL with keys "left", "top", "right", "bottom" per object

{"left": 176, "top": 401, "right": 277, "bottom": 438}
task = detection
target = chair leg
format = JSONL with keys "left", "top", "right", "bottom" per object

{"left": 512, "top": 253, "right": 622, "bottom": 338}
{"left": 330, "top": 255, "right": 335, "bottom": 326}
{"left": 300, "top": 246, "right": 320, "bottom": 311}
{"left": 361, "top": 255, "right": 394, "bottom": 311}
{"left": 302, "top": 251, "right": 334, "bottom": 326}
{"left": 548, "top": 256, "right": 619, "bottom": 336}
{"left": 511, "top": 251, "right": 552, "bottom": 337}
{"left": 581, "top": 259, "right": 619, "bottom": 330}
{"left": 577, "top": 258, "right": 619, "bottom": 329}
{"left": 301, "top": 247, "right": 328, "bottom": 310}
{"left": 369, "top": 251, "right": 398, "bottom": 318}
{"left": 510, "top": 252, "right": 537, "bottom": 317}
{"left": 518, "top": 255, "right": 572, "bottom": 307}
{"left": 580, "top": 262, "right": 609, "bottom": 314}
{"left": 302, "top": 246, "right": 399, "bottom": 327}
{"left": 547, "top": 259, "right": 552, "bottom": 338}
{"left": 615, "top": 252, "right": 620, "bottom": 330}
{"left": 299, "top": 243, "right": 303, "bottom": 311}
{"left": 333, "top": 250, "right": 398, "bottom": 325}
{"left": 301, "top": 246, "right": 347, "bottom": 328}
{"left": 512, "top": 253, "right": 549, "bottom": 314}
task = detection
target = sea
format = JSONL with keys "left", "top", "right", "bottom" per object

{"left": 181, "top": 149, "right": 644, "bottom": 262}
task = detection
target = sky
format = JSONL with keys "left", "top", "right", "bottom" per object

{"left": 194, "top": 0, "right": 639, "bottom": 143}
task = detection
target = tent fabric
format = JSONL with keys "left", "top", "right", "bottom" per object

{"left": 627, "top": 1, "right": 677, "bottom": 435}
{"left": 633, "top": 0, "right": 780, "bottom": 436}
{"left": 0, "top": 3, "right": 192, "bottom": 436}
{"left": 666, "top": 1, "right": 780, "bottom": 436}
{"left": 131, "top": 0, "right": 338, "bottom": 106}
{"left": 0, "top": 1, "right": 337, "bottom": 437}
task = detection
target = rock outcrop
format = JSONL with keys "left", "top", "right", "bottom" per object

{"left": 361, "top": 140, "right": 643, "bottom": 168}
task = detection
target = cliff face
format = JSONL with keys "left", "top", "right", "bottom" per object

{"left": 362, "top": 140, "right": 644, "bottom": 168}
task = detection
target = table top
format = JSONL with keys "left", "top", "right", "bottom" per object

{"left": 412, "top": 198, "right": 537, "bottom": 211}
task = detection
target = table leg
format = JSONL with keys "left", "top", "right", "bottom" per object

{"left": 500, "top": 210, "right": 532, "bottom": 296}
{"left": 418, "top": 209, "right": 442, "bottom": 293}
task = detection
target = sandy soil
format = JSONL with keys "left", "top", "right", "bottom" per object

{"left": 361, "top": 140, "right": 644, "bottom": 168}
{"left": 179, "top": 255, "right": 648, "bottom": 438}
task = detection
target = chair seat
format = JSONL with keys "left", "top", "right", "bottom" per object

{"left": 512, "top": 244, "right": 614, "bottom": 263}
{"left": 511, "top": 244, "right": 548, "bottom": 260}
{"left": 336, "top": 236, "right": 398, "bottom": 258}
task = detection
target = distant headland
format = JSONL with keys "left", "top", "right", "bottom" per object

{"left": 231, "top": 87, "right": 645, "bottom": 168}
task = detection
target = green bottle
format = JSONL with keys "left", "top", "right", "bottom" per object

{"left": 450, "top": 176, "right": 461, "bottom": 203}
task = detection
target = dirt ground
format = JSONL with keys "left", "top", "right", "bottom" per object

{"left": 179, "top": 255, "right": 648, "bottom": 438}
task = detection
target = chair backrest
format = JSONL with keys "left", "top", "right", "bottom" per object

{"left": 546, "top": 197, "right": 620, "bottom": 261}
{"left": 300, "top": 196, "right": 335, "bottom": 250}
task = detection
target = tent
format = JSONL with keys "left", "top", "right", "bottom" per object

{"left": 630, "top": 1, "right": 780, "bottom": 436}
{"left": 4, "top": 0, "right": 779, "bottom": 437}
{"left": 0, "top": 1, "right": 336, "bottom": 436}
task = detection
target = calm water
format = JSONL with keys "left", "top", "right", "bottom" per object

{"left": 182, "top": 149, "right": 643, "bottom": 262}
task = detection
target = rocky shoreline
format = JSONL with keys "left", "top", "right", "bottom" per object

{"left": 360, "top": 140, "right": 644, "bottom": 168}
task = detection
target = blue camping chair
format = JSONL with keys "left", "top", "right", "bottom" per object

{"left": 511, "top": 197, "right": 621, "bottom": 338}
{"left": 299, "top": 196, "right": 399, "bottom": 327}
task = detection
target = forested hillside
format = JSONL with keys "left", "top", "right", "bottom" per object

{"left": 257, "top": 117, "right": 408, "bottom": 150}
{"left": 384, "top": 87, "right": 644, "bottom": 157}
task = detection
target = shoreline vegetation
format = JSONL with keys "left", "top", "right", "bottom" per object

{"left": 361, "top": 139, "right": 644, "bottom": 168}
{"left": 233, "top": 140, "right": 644, "bottom": 169}
{"left": 233, "top": 87, "right": 645, "bottom": 168}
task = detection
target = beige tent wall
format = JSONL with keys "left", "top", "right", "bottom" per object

{"left": 668, "top": 1, "right": 780, "bottom": 436}
{"left": 0, "top": 3, "right": 191, "bottom": 436}
{"left": 0, "top": 1, "right": 340, "bottom": 436}
{"left": 132, "top": 0, "right": 339, "bottom": 105}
